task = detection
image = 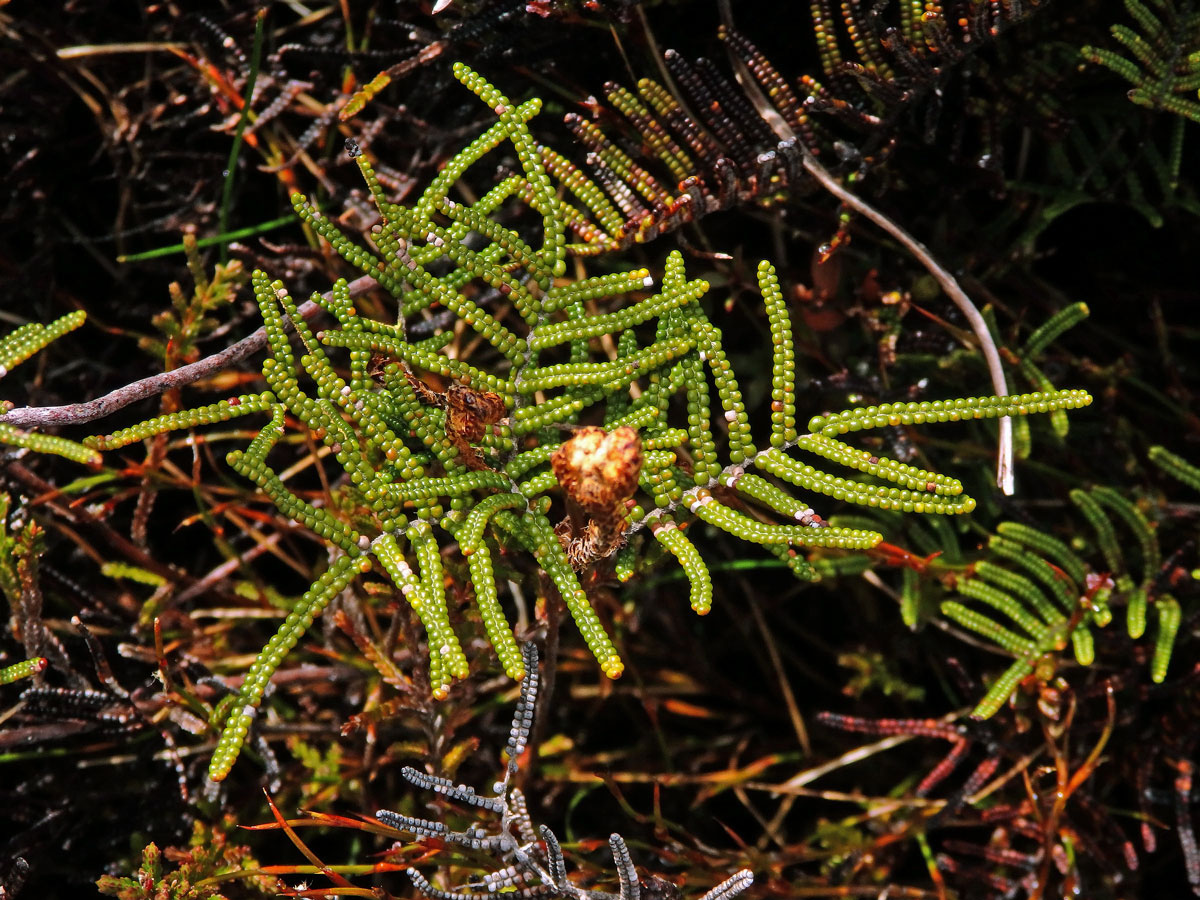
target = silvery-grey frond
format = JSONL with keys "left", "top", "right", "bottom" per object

{"left": 610, "top": 833, "right": 641, "bottom": 900}
{"left": 506, "top": 644, "right": 540, "bottom": 775}
{"left": 540, "top": 824, "right": 568, "bottom": 889}
{"left": 376, "top": 809, "right": 448, "bottom": 839}
{"left": 510, "top": 786, "right": 539, "bottom": 845}
{"left": 696, "top": 870, "right": 754, "bottom": 900}
{"left": 402, "top": 765, "right": 505, "bottom": 811}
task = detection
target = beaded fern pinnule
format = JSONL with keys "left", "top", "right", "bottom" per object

{"left": 83, "top": 63, "right": 1092, "bottom": 781}
{"left": 0, "top": 656, "right": 47, "bottom": 686}
{"left": 1082, "top": 0, "right": 1200, "bottom": 124}
{"left": 1, "top": 312, "right": 101, "bottom": 465}
{"left": 940, "top": 483, "right": 1181, "bottom": 718}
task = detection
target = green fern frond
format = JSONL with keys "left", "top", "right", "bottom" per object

{"left": 0, "top": 311, "right": 101, "bottom": 465}
{"left": 944, "top": 479, "right": 1183, "bottom": 718}
{"left": 0, "top": 656, "right": 46, "bottom": 686}
{"left": 1150, "top": 443, "right": 1200, "bottom": 492}
{"left": 1012, "top": 106, "right": 1200, "bottom": 239}
{"left": 85, "top": 63, "right": 1093, "bottom": 781}
{"left": 1082, "top": 0, "right": 1200, "bottom": 123}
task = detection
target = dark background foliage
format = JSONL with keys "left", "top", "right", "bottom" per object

{"left": 1, "top": 1, "right": 1197, "bottom": 898}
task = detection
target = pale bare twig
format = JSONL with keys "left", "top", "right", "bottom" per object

{"left": 0, "top": 275, "right": 379, "bottom": 431}
{"left": 796, "top": 151, "right": 1015, "bottom": 494}
{"left": 56, "top": 42, "right": 188, "bottom": 59}
{"left": 718, "top": 23, "right": 1015, "bottom": 494}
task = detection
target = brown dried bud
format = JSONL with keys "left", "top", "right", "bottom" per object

{"left": 551, "top": 426, "right": 642, "bottom": 514}
{"left": 551, "top": 426, "right": 643, "bottom": 570}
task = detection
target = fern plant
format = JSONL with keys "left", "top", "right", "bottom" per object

{"left": 1150, "top": 442, "right": 1200, "bottom": 492}
{"left": 539, "top": 7, "right": 1049, "bottom": 252}
{"left": 1010, "top": 106, "right": 1200, "bottom": 237}
{"left": 84, "top": 63, "right": 1091, "bottom": 782}
{"left": 929, "top": 483, "right": 1182, "bottom": 718}
{"left": 1, "top": 314, "right": 101, "bottom": 687}
{"left": 1082, "top": 0, "right": 1200, "bottom": 123}
{"left": 1, "top": 312, "right": 100, "bottom": 465}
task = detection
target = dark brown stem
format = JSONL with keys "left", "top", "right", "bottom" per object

{"left": 531, "top": 573, "right": 561, "bottom": 771}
